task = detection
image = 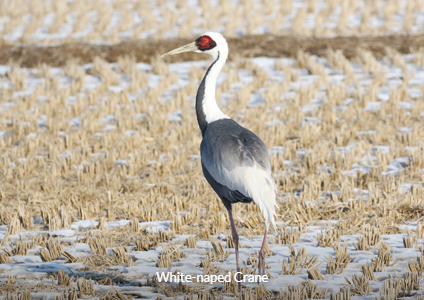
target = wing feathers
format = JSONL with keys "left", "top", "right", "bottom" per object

{"left": 201, "top": 119, "right": 279, "bottom": 230}
{"left": 219, "top": 162, "right": 278, "bottom": 230}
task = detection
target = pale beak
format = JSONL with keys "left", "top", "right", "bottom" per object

{"left": 161, "top": 42, "right": 198, "bottom": 58}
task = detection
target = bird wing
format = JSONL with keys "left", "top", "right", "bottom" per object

{"left": 201, "top": 126, "right": 278, "bottom": 230}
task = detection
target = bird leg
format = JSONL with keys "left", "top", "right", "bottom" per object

{"left": 258, "top": 228, "right": 268, "bottom": 276}
{"left": 227, "top": 209, "right": 241, "bottom": 293}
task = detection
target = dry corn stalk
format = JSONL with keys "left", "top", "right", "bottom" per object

{"left": 281, "top": 280, "right": 328, "bottom": 299}
{"left": 345, "top": 274, "right": 370, "bottom": 296}
{"left": 46, "top": 240, "right": 64, "bottom": 260}
{"left": 326, "top": 255, "right": 349, "bottom": 275}
{"left": 330, "top": 286, "right": 351, "bottom": 300}
{"left": 403, "top": 231, "right": 418, "bottom": 248}
{"left": 63, "top": 251, "right": 77, "bottom": 263}
{"left": 39, "top": 248, "right": 53, "bottom": 262}
{"left": 77, "top": 278, "right": 96, "bottom": 296}
{"left": 4, "top": 237, "right": 30, "bottom": 256}
{"left": 372, "top": 243, "right": 397, "bottom": 272}
{"left": 57, "top": 269, "right": 72, "bottom": 286}
{"left": 360, "top": 264, "right": 376, "bottom": 281}
{"left": 307, "top": 268, "right": 324, "bottom": 280}
{"left": 326, "top": 244, "right": 350, "bottom": 275}
{"left": 87, "top": 237, "right": 107, "bottom": 255}
{"left": 18, "top": 205, "right": 33, "bottom": 230}
{"left": 222, "top": 272, "right": 242, "bottom": 294}
{"left": 157, "top": 244, "right": 186, "bottom": 268}
{"left": 8, "top": 216, "right": 21, "bottom": 235}
{"left": 98, "top": 277, "right": 113, "bottom": 285}
{"left": 374, "top": 272, "right": 420, "bottom": 300}
{"left": 112, "top": 246, "right": 134, "bottom": 265}
{"left": 281, "top": 246, "right": 319, "bottom": 275}
{"left": 185, "top": 236, "right": 197, "bottom": 249}
{"left": 317, "top": 228, "right": 340, "bottom": 247}
{"left": 354, "top": 225, "right": 381, "bottom": 251}
{"left": 197, "top": 256, "right": 225, "bottom": 276}
{"left": 5, "top": 290, "right": 32, "bottom": 300}
{"left": 278, "top": 227, "right": 301, "bottom": 245}
{"left": 55, "top": 288, "right": 79, "bottom": 300}
{"left": 0, "top": 252, "right": 11, "bottom": 263}
{"left": 212, "top": 240, "right": 225, "bottom": 255}
{"left": 131, "top": 218, "right": 140, "bottom": 232}
{"left": 407, "top": 255, "right": 424, "bottom": 276}
{"left": 134, "top": 234, "right": 159, "bottom": 251}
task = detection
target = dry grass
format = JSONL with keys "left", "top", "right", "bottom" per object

{"left": 230, "top": 281, "right": 328, "bottom": 300}
{"left": 317, "top": 227, "right": 340, "bottom": 247}
{"left": 372, "top": 243, "right": 397, "bottom": 272}
{"left": 281, "top": 246, "right": 319, "bottom": 275}
{"left": 1, "top": 290, "right": 31, "bottom": 300}
{"left": 307, "top": 268, "right": 324, "bottom": 280}
{"left": 407, "top": 253, "right": 424, "bottom": 276}
{"left": 56, "top": 270, "right": 71, "bottom": 287}
{"left": 345, "top": 274, "right": 370, "bottom": 296}
{"left": 277, "top": 227, "right": 302, "bottom": 245}
{"left": 354, "top": 225, "right": 381, "bottom": 251}
{"left": 1, "top": 30, "right": 424, "bottom": 298}
{"left": 156, "top": 244, "right": 186, "bottom": 269}
{"left": 326, "top": 244, "right": 350, "bottom": 275}
{"left": 4, "top": 34, "right": 424, "bottom": 68}
{"left": 374, "top": 272, "right": 420, "bottom": 300}
{"left": 330, "top": 286, "right": 351, "bottom": 300}
{"left": 282, "top": 280, "right": 328, "bottom": 299}
{"left": 1, "top": 0, "right": 424, "bottom": 45}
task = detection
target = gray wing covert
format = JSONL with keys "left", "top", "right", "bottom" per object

{"left": 200, "top": 120, "right": 279, "bottom": 229}
{"left": 201, "top": 121, "right": 271, "bottom": 191}
{"left": 220, "top": 130, "right": 271, "bottom": 172}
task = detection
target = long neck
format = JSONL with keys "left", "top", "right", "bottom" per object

{"left": 196, "top": 51, "right": 229, "bottom": 136}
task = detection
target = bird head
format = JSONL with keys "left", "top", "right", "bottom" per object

{"left": 161, "top": 32, "right": 228, "bottom": 59}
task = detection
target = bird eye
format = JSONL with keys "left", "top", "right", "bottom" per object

{"left": 196, "top": 35, "right": 216, "bottom": 51}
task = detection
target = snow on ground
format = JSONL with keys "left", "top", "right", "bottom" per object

{"left": 0, "top": 0, "right": 424, "bottom": 44}
{"left": 0, "top": 218, "right": 423, "bottom": 298}
{"left": 1, "top": 47, "right": 424, "bottom": 298}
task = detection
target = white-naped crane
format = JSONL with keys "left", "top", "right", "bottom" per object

{"left": 161, "top": 32, "right": 278, "bottom": 290}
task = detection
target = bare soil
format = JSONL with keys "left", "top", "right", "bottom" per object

{"left": 2, "top": 34, "right": 424, "bottom": 67}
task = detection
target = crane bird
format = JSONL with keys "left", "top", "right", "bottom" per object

{"left": 161, "top": 32, "right": 278, "bottom": 287}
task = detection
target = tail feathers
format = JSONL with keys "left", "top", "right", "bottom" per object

{"left": 248, "top": 164, "right": 279, "bottom": 232}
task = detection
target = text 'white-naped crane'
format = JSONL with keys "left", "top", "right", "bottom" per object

{"left": 162, "top": 32, "right": 279, "bottom": 291}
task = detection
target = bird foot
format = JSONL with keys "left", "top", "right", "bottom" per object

{"left": 235, "top": 272, "right": 241, "bottom": 293}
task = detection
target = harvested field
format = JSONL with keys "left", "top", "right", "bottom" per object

{"left": 1, "top": 39, "right": 424, "bottom": 299}
{"left": 1, "top": 0, "right": 424, "bottom": 299}
{"left": 1, "top": 0, "right": 424, "bottom": 45}
{"left": 4, "top": 34, "right": 424, "bottom": 67}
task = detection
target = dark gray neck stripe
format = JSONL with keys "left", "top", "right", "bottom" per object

{"left": 196, "top": 51, "right": 220, "bottom": 137}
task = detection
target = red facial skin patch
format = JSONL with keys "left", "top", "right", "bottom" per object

{"left": 196, "top": 35, "right": 217, "bottom": 51}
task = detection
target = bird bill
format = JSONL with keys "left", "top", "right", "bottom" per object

{"left": 161, "top": 42, "right": 197, "bottom": 58}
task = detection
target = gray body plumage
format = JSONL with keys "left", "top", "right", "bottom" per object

{"left": 201, "top": 119, "right": 271, "bottom": 209}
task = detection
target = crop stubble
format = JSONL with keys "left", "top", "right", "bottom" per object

{"left": 3, "top": 34, "right": 424, "bottom": 68}
{"left": 1, "top": 37, "right": 424, "bottom": 298}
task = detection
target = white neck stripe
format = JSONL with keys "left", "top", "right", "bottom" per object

{"left": 202, "top": 51, "right": 230, "bottom": 124}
